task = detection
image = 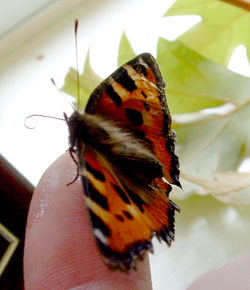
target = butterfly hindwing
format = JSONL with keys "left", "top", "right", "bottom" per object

{"left": 82, "top": 149, "right": 177, "bottom": 271}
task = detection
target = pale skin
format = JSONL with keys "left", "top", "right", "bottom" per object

{"left": 24, "top": 153, "right": 152, "bottom": 290}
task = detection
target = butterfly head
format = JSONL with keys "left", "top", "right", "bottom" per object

{"left": 64, "top": 111, "right": 83, "bottom": 150}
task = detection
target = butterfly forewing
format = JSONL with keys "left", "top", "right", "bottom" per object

{"left": 85, "top": 53, "right": 180, "bottom": 188}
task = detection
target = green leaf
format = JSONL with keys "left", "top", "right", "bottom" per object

{"left": 156, "top": 37, "right": 250, "bottom": 114}
{"left": 165, "top": 0, "right": 250, "bottom": 66}
{"left": 172, "top": 95, "right": 250, "bottom": 204}
{"left": 156, "top": 37, "right": 250, "bottom": 204}
{"left": 61, "top": 51, "right": 102, "bottom": 112}
{"left": 118, "top": 32, "right": 136, "bottom": 66}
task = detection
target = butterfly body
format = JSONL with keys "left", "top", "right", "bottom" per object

{"left": 65, "top": 53, "right": 180, "bottom": 272}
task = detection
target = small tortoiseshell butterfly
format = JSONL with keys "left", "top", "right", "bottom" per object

{"left": 25, "top": 21, "right": 181, "bottom": 272}
{"left": 63, "top": 27, "right": 181, "bottom": 272}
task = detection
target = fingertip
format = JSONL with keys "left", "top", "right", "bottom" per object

{"left": 24, "top": 153, "right": 152, "bottom": 290}
{"left": 24, "top": 153, "right": 97, "bottom": 289}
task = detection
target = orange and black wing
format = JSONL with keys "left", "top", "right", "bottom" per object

{"left": 82, "top": 149, "right": 178, "bottom": 272}
{"left": 85, "top": 53, "right": 180, "bottom": 189}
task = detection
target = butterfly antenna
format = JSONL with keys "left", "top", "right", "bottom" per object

{"left": 50, "top": 78, "right": 75, "bottom": 111}
{"left": 24, "top": 114, "right": 65, "bottom": 129}
{"left": 75, "top": 19, "right": 80, "bottom": 111}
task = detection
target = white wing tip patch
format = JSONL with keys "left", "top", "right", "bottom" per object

{"left": 94, "top": 228, "right": 108, "bottom": 245}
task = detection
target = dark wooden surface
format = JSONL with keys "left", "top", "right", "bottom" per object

{"left": 0, "top": 154, "right": 34, "bottom": 290}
